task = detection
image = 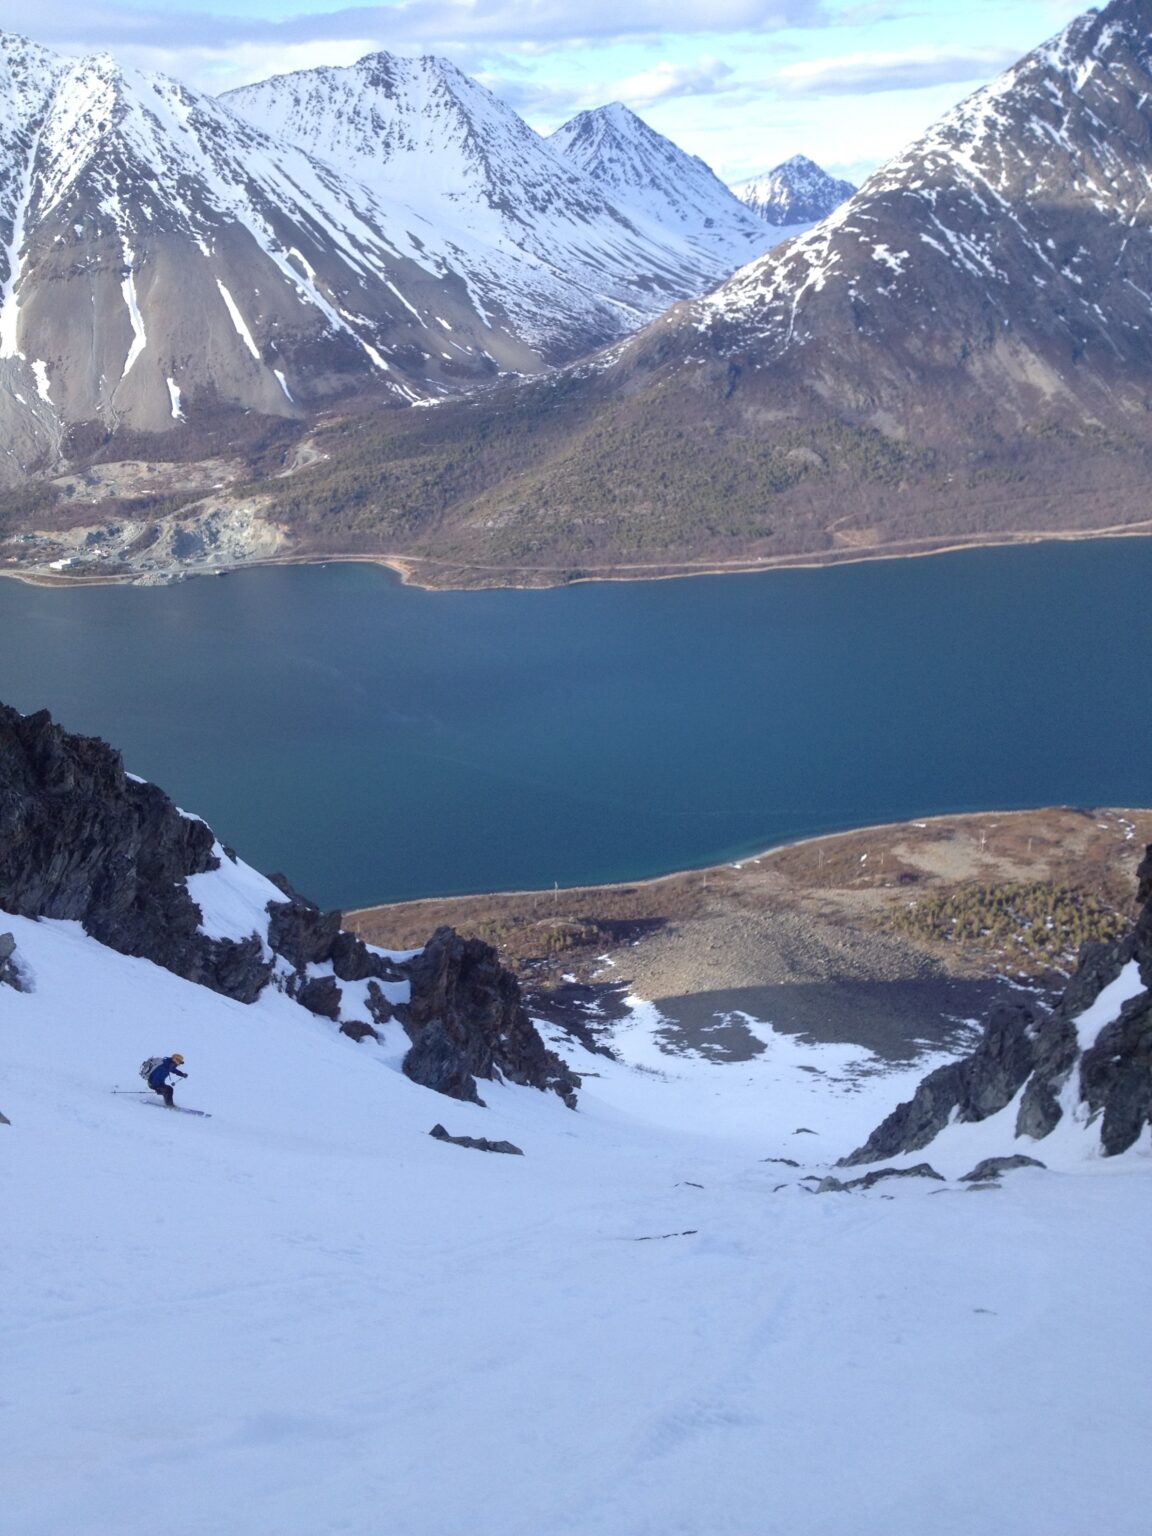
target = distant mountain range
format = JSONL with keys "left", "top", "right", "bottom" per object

{"left": 0, "top": 35, "right": 804, "bottom": 485}
{"left": 233, "top": 0, "right": 1152, "bottom": 586}
{"left": 9, "top": 2, "right": 1149, "bottom": 589}
{"left": 730, "top": 155, "right": 856, "bottom": 228}
{"left": 222, "top": 59, "right": 778, "bottom": 362}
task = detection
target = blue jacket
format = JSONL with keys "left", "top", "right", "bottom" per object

{"left": 148, "top": 1058, "right": 186, "bottom": 1089}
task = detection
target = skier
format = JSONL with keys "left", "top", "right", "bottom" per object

{"left": 146, "top": 1054, "right": 188, "bottom": 1108}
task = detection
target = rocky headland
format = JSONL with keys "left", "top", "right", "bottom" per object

{"left": 348, "top": 807, "right": 1152, "bottom": 1063}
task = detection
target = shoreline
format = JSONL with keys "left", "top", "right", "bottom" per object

{"left": 343, "top": 808, "right": 995, "bottom": 919}
{"left": 345, "top": 805, "right": 1152, "bottom": 1061}
{"left": 4, "top": 520, "right": 1152, "bottom": 594}
{"left": 344, "top": 805, "right": 1151, "bottom": 921}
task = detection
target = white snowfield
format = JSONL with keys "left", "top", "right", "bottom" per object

{"left": 184, "top": 840, "right": 286, "bottom": 948}
{"left": 2, "top": 903, "right": 1150, "bottom": 1536}
{"left": 222, "top": 52, "right": 749, "bottom": 356}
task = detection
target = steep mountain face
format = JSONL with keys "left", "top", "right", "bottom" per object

{"left": 842, "top": 845, "right": 1152, "bottom": 1162}
{"left": 548, "top": 102, "right": 779, "bottom": 266}
{"left": 0, "top": 700, "right": 578, "bottom": 1105}
{"left": 699, "top": 0, "right": 1152, "bottom": 439}
{"left": 295, "top": 0, "right": 1152, "bottom": 580}
{"left": 730, "top": 154, "right": 855, "bottom": 227}
{"left": 0, "top": 33, "right": 546, "bottom": 480}
{"left": 0, "top": 36, "right": 755, "bottom": 488}
{"left": 222, "top": 56, "right": 736, "bottom": 363}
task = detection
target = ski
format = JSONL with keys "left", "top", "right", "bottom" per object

{"left": 141, "top": 1100, "right": 212, "bottom": 1117}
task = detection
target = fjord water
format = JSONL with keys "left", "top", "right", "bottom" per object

{"left": 2, "top": 540, "right": 1150, "bottom": 909}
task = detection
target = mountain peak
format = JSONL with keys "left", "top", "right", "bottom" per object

{"left": 730, "top": 156, "right": 856, "bottom": 227}
{"left": 565, "top": 101, "right": 654, "bottom": 135}
{"left": 224, "top": 58, "right": 751, "bottom": 360}
{"left": 700, "top": 0, "right": 1152, "bottom": 398}
{"left": 549, "top": 102, "right": 778, "bottom": 262}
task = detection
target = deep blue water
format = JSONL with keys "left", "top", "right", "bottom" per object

{"left": 1, "top": 540, "right": 1149, "bottom": 909}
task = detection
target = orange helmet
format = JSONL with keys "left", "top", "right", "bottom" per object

{"left": 171, "top": 1054, "right": 185, "bottom": 1064}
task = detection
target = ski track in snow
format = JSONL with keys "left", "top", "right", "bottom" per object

{"left": 2, "top": 891, "right": 1150, "bottom": 1536}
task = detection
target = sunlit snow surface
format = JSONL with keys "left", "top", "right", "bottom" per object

{"left": 2, "top": 902, "right": 1150, "bottom": 1536}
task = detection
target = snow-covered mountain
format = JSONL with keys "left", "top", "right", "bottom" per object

{"left": 0, "top": 33, "right": 545, "bottom": 480}
{"left": 221, "top": 56, "right": 739, "bottom": 362}
{"left": 699, "top": 0, "right": 1152, "bottom": 426}
{"left": 0, "top": 36, "right": 757, "bottom": 485}
{"left": 548, "top": 102, "right": 780, "bottom": 265}
{"left": 730, "top": 154, "right": 856, "bottom": 227}
{"left": 4, "top": 701, "right": 1151, "bottom": 1533}
{"left": 350, "top": 0, "right": 1152, "bottom": 574}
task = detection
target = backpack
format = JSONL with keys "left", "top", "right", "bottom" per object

{"left": 139, "top": 1057, "right": 165, "bottom": 1082}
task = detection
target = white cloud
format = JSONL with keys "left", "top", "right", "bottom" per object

{"left": 105, "top": 38, "right": 386, "bottom": 92}
{"left": 614, "top": 55, "right": 738, "bottom": 105}
{"left": 0, "top": 0, "right": 832, "bottom": 53}
{"left": 775, "top": 44, "right": 1021, "bottom": 96}
{"left": 0, "top": 0, "right": 837, "bottom": 93}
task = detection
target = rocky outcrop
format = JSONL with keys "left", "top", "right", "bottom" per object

{"left": 0, "top": 931, "right": 25, "bottom": 991}
{"left": 1081, "top": 844, "right": 1152, "bottom": 1154}
{"left": 294, "top": 975, "right": 343, "bottom": 1020}
{"left": 0, "top": 704, "right": 273, "bottom": 1001}
{"left": 429, "top": 1123, "right": 524, "bottom": 1155}
{"left": 839, "top": 1003, "right": 1041, "bottom": 1165}
{"left": 339, "top": 1020, "right": 379, "bottom": 1043}
{"left": 402, "top": 927, "right": 580, "bottom": 1108}
{"left": 1080, "top": 990, "right": 1152, "bottom": 1155}
{"left": 266, "top": 894, "right": 401, "bottom": 985}
{"left": 843, "top": 846, "right": 1152, "bottom": 1164}
{"left": 959, "top": 1156, "right": 1046, "bottom": 1182}
{"left": 814, "top": 1163, "right": 944, "bottom": 1193}
{"left": 0, "top": 702, "right": 403, "bottom": 1006}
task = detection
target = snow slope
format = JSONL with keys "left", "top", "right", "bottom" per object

{"left": 548, "top": 102, "right": 780, "bottom": 266}
{"left": 223, "top": 54, "right": 738, "bottom": 362}
{"left": 4, "top": 901, "right": 1150, "bottom": 1535}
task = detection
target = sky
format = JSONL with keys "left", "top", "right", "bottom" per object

{"left": 0, "top": 0, "right": 1090, "bottom": 184}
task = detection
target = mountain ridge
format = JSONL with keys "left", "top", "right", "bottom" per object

{"left": 212, "top": 0, "right": 1152, "bottom": 584}
{"left": 0, "top": 33, "right": 763, "bottom": 487}
{"left": 221, "top": 53, "right": 739, "bottom": 359}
